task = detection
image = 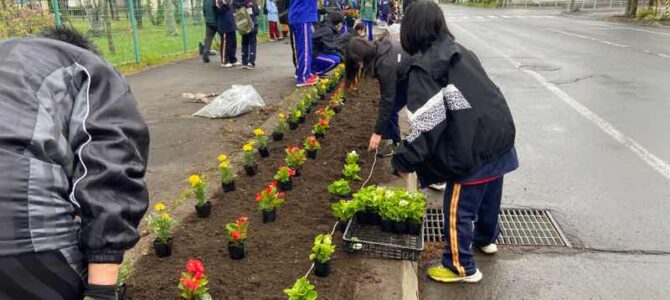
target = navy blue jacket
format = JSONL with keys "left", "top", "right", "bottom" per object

{"left": 216, "top": 0, "right": 236, "bottom": 33}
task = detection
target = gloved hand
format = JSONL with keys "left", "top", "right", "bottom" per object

{"left": 82, "top": 284, "right": 118, "bottom": 300}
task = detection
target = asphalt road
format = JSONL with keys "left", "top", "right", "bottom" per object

{"left": 423, "top": 6, "right": 670, "bottom": 299}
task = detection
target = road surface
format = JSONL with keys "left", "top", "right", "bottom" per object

{"left": 423, "top": 6, "right": 670, "bottom": 299}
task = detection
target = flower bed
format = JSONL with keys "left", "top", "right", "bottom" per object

{"left": 126, "top": 80, "right": 397, "bottom": 298}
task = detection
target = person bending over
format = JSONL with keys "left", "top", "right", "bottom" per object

{"left": 393, "top": 0, "right": 519, "bottom": 283}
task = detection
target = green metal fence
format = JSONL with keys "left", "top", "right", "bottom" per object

{"left": 50, "top": 0, "right": 268, "bottom": 66}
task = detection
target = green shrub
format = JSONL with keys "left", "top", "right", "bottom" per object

{"left": 0, "top": 4, "right": 55, "bottom": 39}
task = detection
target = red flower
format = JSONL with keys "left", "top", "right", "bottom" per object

{"left": 265, "top": 185, "right": 272, "bottom": 194}
{"left": 181, "top": 278, "right": 199, "bottom": 291}
{"left": 239, "top": 216, "right": 249, "bottom": 223}
{"left": 278, "top": 192, "right": 286, "bottom": 199}
{"left": 255, "top": 193, "right": 262, "bottom": 202}
{"left": 288, "top": 168, "right": 296, "bottom": 176}
{"left": 318, "top": 119, "right": 329, "bottom": 126}
{"left": 231, "top": 231, "right": 242, "bottom": 241}
{"left": 194, "top": 272, "right": 203, "bottom": 281}
{"left": 271, "top": 181, "right": 279, "bottom": 187}
{"left": 185, "top": 259, "right": 205, "bottom": 276}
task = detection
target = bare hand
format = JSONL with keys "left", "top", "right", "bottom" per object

{"left": 88, "top": 263, "right": 120, "bottom": 285}
{"left": 369, "top": 133, "right": 382, "bottom": 151}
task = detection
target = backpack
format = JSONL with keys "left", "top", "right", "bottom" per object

{"left": 235, "top": 7, "right": 254, "bottom": 35}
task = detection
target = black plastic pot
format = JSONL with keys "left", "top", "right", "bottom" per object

{"left": 355, "top": 211, "right": 367, "bottom": 224}
{"left": 319, "top": 93, "right": 327, "bottom": 101}
{"left": 153, "top": 238, "right": 173, "bottom": 258}
{"left": 314, "top": 260, "right": 331, "bottom": 277}
{"left": 117, "top": 283, "right": 127, "bottom": 300}
{"left": 272, "top": 131, "right": 284, "bottom": 141}
{"left": 337, "top": 220, "right": 348, "bottom": 232}
{"left": 227, "top": 242, "right": 246, "bottom": 260}
{"left": 314, "top": 132, "right": 325, "bottom": 140}
{"left": 299, "top": 115, "right": 306, "bottom": 124}
{"left": 408, "top": 221, "right": 422, "bottom": 236}
{"left": 292, "top": 167, "right": 302, "bottom": 177}
{"left": 262, "top": 209, "right": 277, "bottom": 223}
{"left": 306, "top": 149, "right": 317, "bottom": 159}
{"left": 380, "top": 219, "right": 393, "bottom": 233}
{"left": 278, "top": 180, "right": 293, "bottom": 191}
{"left": 222, "top": 181, "right": 236, "bottom": 193}
{"left": 305, "top": 106, "right": 312, "bottom": 114}
{"left": 393, "top": 221, "right": 408, "bottom": 235}
{"left": 258, "top": 147, "right": 270, "bottom": 158}
{"left": 244, "top": 165, "right": 258, "bottom": 176}
{"left": 369, "top": 211, "right": 381, "bottom": 225}
{"left": 288, "top": 121, "right": 299, "bottom": 130}
{"left": 195, "top": 201, "right": 212, "bottom": 218}
{"left": 333, "top": 105, "right": 343, "bottom": 114}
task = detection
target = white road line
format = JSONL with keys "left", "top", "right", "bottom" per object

{"left": 476, "top": 16, "right": 485, "bottom": 19}
{"left": 549, "top": 29, "right": 670, "bottom": 59}
{"left": 487, "top": 15, "right": 499, "bottom": 19}
{"left": 501, "top": 15, "right": 512, "bottom": 18}
{"left": 452, "top": 22, "right": 670, "bottom": 181}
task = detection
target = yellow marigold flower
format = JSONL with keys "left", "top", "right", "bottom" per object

{"left": 253, "top": 128, "right": 265, "bottom": 136}
{"left": 188, "top": 175, "right": 202, "bottom": 187}
{"left": 243, "top": 144, "right": 253, "bottom": 152}
{"left": 161, "top": 213, "right": 171, "bottom": 220}
{"left": 219, "top": 161, "right": 229, "bottom": 169}
{"left": 320, "top": 84, "right": 326, "bottom": 90}
{"left": 217, "top": 154, "right": 228, "bottom": 162}
{"left": 278, "top": 112, "right": 286, "bottom": 120}
{"left": 295, "top": 111, "right": 302, "bottom": 117}
{"left": 154, "top": 202, "right": 167, "bottom": 212}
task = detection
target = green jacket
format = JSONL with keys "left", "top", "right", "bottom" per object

{"left": 360, "top": 0, "right": 377, "bottom": 21}
{"left": 203, "top": 0, "right": 216, "bottom": 25}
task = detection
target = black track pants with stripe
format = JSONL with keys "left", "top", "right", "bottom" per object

{"left": 442, "top": 177, "right": 504, "bottom": 276}
{"left": 0, "top": 250, "right": 84, "bottom": 300}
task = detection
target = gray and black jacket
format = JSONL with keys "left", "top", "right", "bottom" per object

{"left": 0, "top": 38, "right": 149, "bottom": 264}
{"left": 392, "top": 37, "right": 516, "bottom": 185}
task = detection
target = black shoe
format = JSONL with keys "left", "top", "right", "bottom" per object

{"left": 202, "top": 55, "right": 210, "bottom": 63}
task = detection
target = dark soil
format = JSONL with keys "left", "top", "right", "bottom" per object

{"left": 126, "top": 80, "right": 397, "bottom": 299}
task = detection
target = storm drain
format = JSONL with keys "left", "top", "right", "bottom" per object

{"left": 423, "top": 208, "right": 570, "bottom": 247}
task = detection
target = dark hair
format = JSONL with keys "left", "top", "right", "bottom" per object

{"left": 354, "top": 23, "right": 365, "bottom": 31}
{"left": 400, "top": 0, "right": 454, "bottom": 55}
{"left": 344, "top": 38, "right": 377, "bottom": 81}
{"left": 327, "top": 11, "right": 344, "bottom": 26}
{"left": 40, "top": 26, "right": 99, "bottom": 55}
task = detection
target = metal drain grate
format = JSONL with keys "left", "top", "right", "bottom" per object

{"left": 423, "top": 208, "right": 570, "bottom": 247}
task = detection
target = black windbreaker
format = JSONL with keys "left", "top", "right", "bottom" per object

{"left": 391, "top": 37, "right": 516, "bottom": 185}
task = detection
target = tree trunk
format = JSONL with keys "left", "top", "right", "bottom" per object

{"left": 104, "top": 0, "right": 116, "bottom": 54}
{"left": 135, "top": 0, "right": 144, "bottom": 28}
{"left": 625, "top": 0, "right": 639, "bottom": 16}
{"left": 567, "top": 0, "right": 579, "bottom": 11}
{"left": 191, "top": 0, "right": 203, "bottom": 25}
{"left": 82, "top": 0, "right": 105, "bottom": 36}
{"left": 165, "top": 0, "right": 177, "bottom": 35}
{"left": 157, "top": 0, "right": 165, "bottom": 25}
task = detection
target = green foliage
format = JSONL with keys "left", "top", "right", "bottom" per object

{"left": 309, "top": 234, "right": 336, "bottom": 263}
{"left": 147, "top": 209, "right": 179, "bottom": 244}
{"left": 352, "top": 185, "right": 383, "bottom": 211}
{"left": 343, "top": 163, "right": 362, "bottom": 181}
{"left": 117, "top": 260, "right": 133, "bottom": 287}
{"left": 345, "top": 151, "right": 359, "bottom": 165}
{"left": 289, "top": 107, "right": 303, "bottom": 123}
{"left": 284, "top": 276, "right": 318, "bottom": 300}
{"left": 331, "top": 200, "right": 362, "bottom": 222}
{"left": 328, "top": 179, "right": 351, "bottom": 197}
{"left": 0, "top": 4, "right": 54, "bottom": 38}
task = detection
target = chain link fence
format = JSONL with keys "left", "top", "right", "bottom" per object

{"left": 3, "top": 0, "right": 267, "bottom": 66}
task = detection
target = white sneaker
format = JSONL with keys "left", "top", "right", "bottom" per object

{"left": 233, "top": 62, "right": 243, "bottom": 67}
{"left": 221, "top": 63, "right": 233, "bottom": 68}
{"left": 479, "top": 244, "right": 498, "bottom": 254}
{"left": 429, "top": 183, "right": 446, "bottom": 191}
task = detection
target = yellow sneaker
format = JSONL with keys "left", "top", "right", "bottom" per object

{"left": 427, "top": 265, "right": 483, "bottom": 283}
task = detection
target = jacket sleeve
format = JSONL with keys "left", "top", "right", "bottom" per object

{"left": 373, "top": 59, "right": 396, "bottom": 135}
{"left": 391, "top": 66, "right": 443, "bottom": 174}
{"left": 69, "top": 54, "right": 150, "bottom": 264}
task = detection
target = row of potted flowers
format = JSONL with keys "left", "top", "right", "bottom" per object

{"left": 332, "top": 184, "right": 427, "bottom": 236}
{"left": 149, "top": 65, "right": 348, "bottom": 299}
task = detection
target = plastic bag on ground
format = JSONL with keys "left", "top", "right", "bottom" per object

{"left": 193, "top": 85, "right": 266, "bottom": 118}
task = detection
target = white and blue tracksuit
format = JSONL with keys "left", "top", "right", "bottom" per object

{"left": 289, "top": 0, "right": 318, "bottom": 84}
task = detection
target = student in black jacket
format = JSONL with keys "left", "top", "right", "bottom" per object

{"left": 394, "top": 0, "right": 519, "bottom": 283}
{"left": 312, "top": 12, "right": 345, "bottom": 76}
{"left": 344, "top": 26, "right": 409, "bottom": 157}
